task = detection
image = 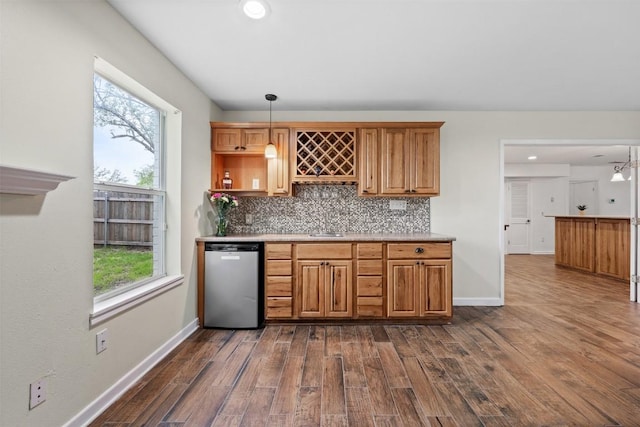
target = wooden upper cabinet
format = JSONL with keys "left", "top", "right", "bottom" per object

{"left": 292, "top": 128, "right": 357, "bottom": 182}
{"left": 380, "top": 128, "right": 410, "bottom": 195}
{"left": 268, "top": 128, "right": 290, "bottom": 196}
{"left": 212, "top": 128, "right": 268, "bottom": 153}
{"left": 358, "top": 129, "right": 378, "bottom": 196}
{"left": 410, "top": 129, "right": 439, "bottom": 195}
{"left": 380, "top": 128, "right": 439, "bottom": 196}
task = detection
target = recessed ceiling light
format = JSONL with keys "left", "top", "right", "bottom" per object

{"left": 528, "top": 155, "right": 537, "bottom": 160}
{"left": 240, "top": 0, "right": 270, "bottom": 19}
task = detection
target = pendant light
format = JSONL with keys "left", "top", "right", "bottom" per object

{"left": 264, "top": 94, "right": 277, "bottom": 159}
{"left": 610, "top": 147, "right": 632, "bottom": 182}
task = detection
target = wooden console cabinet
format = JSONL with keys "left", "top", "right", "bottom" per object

{"left": 554, "top": 216, "right": 630, "bottom": 281}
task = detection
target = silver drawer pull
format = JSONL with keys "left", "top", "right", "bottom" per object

{"left": 415, "top": 247, "right": 424, "bottom": 254}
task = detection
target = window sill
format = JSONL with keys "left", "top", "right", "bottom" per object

{"left": 90, "top": 275, "right": 184, "bottom": 327}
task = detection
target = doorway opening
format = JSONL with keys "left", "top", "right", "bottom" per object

{"left": 500, "top": 139, "right": 640, "bottom": 305}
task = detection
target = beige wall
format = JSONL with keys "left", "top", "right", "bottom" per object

{"left": 0, "top": 1, "right": 215, "bottom": 425}
{"left": 220, "top": 110, "right": 640, "bottom": 302}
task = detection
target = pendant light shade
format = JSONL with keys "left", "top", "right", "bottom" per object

{"left": 264, "top": 94, "right": 277, "bottom": 159}
{"left": 610, "top": 169, "right": 625, "bottom": 182}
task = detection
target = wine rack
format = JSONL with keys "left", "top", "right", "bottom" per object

{"left": 294, "top": 129, "right": 356, "bottom": 182}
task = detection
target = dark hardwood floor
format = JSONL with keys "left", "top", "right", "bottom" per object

{"left": 90, "top": 255, "right": 640, "bottom": 426}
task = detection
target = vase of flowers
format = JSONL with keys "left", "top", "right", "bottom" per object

{"left": 577, "top": 204, "right": 587, "bottom": 216}
{"left": 209, "top": 192, "right": 238, "bottom": 236}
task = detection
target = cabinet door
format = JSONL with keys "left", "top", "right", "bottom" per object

{"left": 242, "top": 129, "right": 269, "bottom": 153}
{"left": 387, "top": 261, "right": 419, "bottom": 317}
{"left": 554, "top": 217, "right": 572, "bottom": 267}
{"left": 380, "top": 128, "right": 410, "bottom": 194}
{"left": 419, "top": 260, "right": 451, "bottom": 317}
{"left": 298, "top": 261, "right": 324, "bottom": 317}
{"left": 595, "top": 219, "right": 630, "bottom": 280}
{"left": 268, "top": 128, "right": 290, "bottom": 196}
{"left": 410, "top": 129, "right": 439, "bottom": 195}
{"left": 359, "top": 128, "right": 378, "bottom": 195}
{"left": 325, "top": 261, "right": 353, "bottom": 317}
{"left": 212, "top": 128, "right": 242, "bottom": 152}
{"left": 572, "top": 218, "right": 595, "bottom": 272}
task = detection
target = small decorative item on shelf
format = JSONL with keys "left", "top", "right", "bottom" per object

{"left": 222, "top": 171, "right": 233, "bottom": 189}
{"left": 577, "top": 205, "right": 587, "bottom": 216}
{"left": 209, "top": 192, "right": 238, "bottom": 236}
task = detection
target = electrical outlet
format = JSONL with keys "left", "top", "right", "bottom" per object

{"left": 389, "top": 200, "right": 407, "bottom": 210}
{"left": 245, "top": 213, "right": 253, "bottom": 225}
{"left": 29, "top": 378, "right": 47, "bottom": 409}
{"left": 96, "top": 329, "right": 108, "bottom": 354}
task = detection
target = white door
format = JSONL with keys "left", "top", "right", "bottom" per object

{"left": 507, "top": 181, "right": 531, "bottom": 254}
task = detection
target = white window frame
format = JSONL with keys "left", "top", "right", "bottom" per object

{"left": 91, "top": 57, "right": 183, "bottom": 327}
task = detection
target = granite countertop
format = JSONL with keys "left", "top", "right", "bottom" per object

{"left": 196, "top": 232, "right": 456, "bottom": 242}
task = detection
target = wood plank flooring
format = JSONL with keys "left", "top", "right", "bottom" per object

{"left": 90, "top": 255, "right": 640, "bottom": 426}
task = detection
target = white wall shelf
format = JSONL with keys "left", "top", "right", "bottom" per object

{"left": 0, "top": 165, "right": 75, "bottom": 195}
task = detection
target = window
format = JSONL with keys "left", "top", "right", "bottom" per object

{"left": 93, "top": 72, "right": 166, "bottom": 299}
{"left": 91, "top": 58, "right": 182, "bottom": 325}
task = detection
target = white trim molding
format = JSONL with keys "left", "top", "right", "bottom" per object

{"left": 90, "top": 275, "right": 184, "bottom": 327}
{"left": 453, "top": 297, "right": 503, "bottom": 306}
{"left": 0, "top": 165, "right": 74, "bottom": 195}
{"left": 64, "top": 318, "right": 199, "bottom": 427}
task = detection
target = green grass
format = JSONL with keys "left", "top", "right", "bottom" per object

{"left": 93, "top": 247, "right": 153, "bottom": 295}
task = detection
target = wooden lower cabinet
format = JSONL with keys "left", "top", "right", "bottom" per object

{"left": 387, "top": 260, "right": 452, "bottom": 318}
{"left": 265, "top": 243, "right": 293, "bottom": 319}
{"left": 264, "top": 240, "right": 452, "bottom": 322}
{"left": 554, "top": 217, "right": 630, "bottom": 281}
{"left": 387, "top": 242, "right": 453, "bottom": 320}
{"left": 297, "top": 260, "right": 352, "bottom": 318}
{"left": 596, "top": 219, "right": 631, "bottom": 281}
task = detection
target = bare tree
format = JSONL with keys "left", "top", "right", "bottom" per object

{"left": 93, "top": 74, "right": 158, "bottom": 154}
{"left": 94, "top": 165, "right": 128, "bottom": 183}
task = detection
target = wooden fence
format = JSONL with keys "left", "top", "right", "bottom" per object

{"left": 93, "top": 190, "right": 154, "bottom": 247}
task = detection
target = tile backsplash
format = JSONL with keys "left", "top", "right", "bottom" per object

{"left": 218, "top": 185, "right": 430, "bottom": 234}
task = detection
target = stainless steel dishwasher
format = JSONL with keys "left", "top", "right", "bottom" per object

{"left": 204, "top": 242, "right": 264, "bottom": 329}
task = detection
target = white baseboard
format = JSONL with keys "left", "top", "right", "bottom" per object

{"left": 532, "top": 251, "right": 554, "bottom": 255}
{"left": 64, "top": 318, "right": 199, "bottom": 427}
{"left": 453, "top": 297, "right": 503, "bottom": 306}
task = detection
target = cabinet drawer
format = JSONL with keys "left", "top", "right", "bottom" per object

{"left": 267, "top": 297, "right": 292, "bottom": 318}
{"left": 266, "top": 243, "right": 292, "bottom": 259}
{"left": 296, "top": 243, "right": 352, "bottom": 259}
{"left": 357, "top": 276, "right": 382, "bottom": 296}
{"left": 266, "top": 276, "right": 292, "bottom": 296}
{"left": 387, "top": 242, "right": 451, "bottom": 259}
{"left": 266, "top": 260, "right": 292, "bottom": 276}
{"left": 357, "top": 297, "right": 383, "bottom": 317}
{"left": 357, "top": 260, "right": 382, "bottom": 276}
{"left": 356, "top": 243, "right": 382, "bottom": 259}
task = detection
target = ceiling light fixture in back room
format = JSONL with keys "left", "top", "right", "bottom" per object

{"left": 610, "top": 147, "right": 633, "bottom": 182}
{"left": 239, "top": 0, "right": 271, "bottom": 19}
{"left": 264, "top": 94, "right": 278, "bottom": 159}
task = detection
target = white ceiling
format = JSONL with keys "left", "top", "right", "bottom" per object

{"left": 107, "top": 0, "right": 640, "bottom": 112}
{"left": 503, "top": 144, "right": 633, "bottom": 166}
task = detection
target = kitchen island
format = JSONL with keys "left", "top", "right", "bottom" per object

{"left": 196, "top": 233, "right": 456, "bottom": 326}
{"left": 553, "top": 216, "right": 630, "bottom": 281}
